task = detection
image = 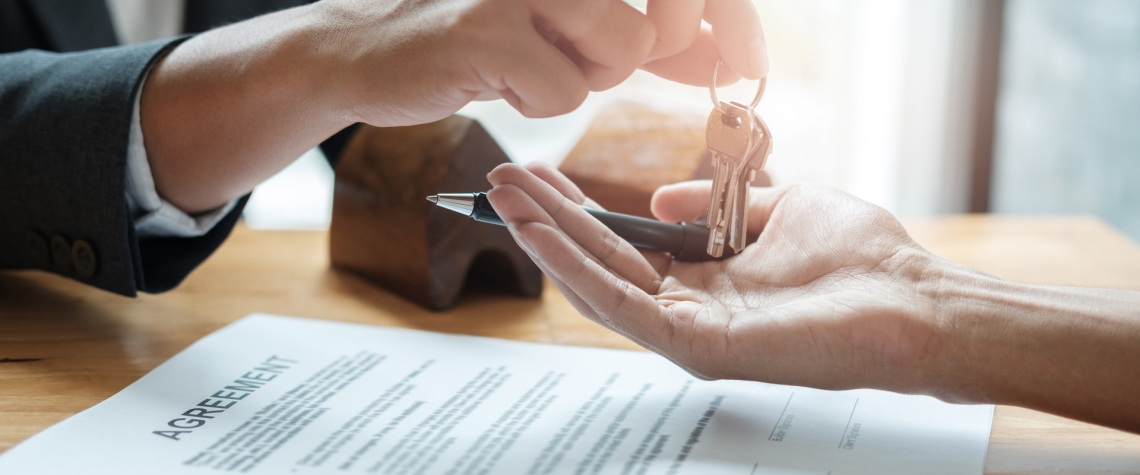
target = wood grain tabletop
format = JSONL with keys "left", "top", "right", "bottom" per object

{"left": 1, "top": 215, "right": 1139, "bottom": 473}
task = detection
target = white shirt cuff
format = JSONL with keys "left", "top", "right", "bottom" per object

{"left": 125, "top": 72, "right": 237, "bottom": 239}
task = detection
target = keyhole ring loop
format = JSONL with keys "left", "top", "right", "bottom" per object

{"left": 709, "top": 60, "right": 767, "bottom": 115}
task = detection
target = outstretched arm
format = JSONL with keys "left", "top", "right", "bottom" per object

{"left": 139, "top": 0, "right": 769, "bottom": 213}
{"left": 486, "top": 162, "right": 1140, "bottom": 434}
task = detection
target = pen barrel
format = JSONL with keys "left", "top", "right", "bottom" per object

{"left": 464, "top": 193, "right": 729, "bottom": 262}
{"left": 583, "top": 210, "right": 730, "bottom": 262}
{"left": 677, "top": 222, "right": 733, "bottom": 262}
{"left": 584, "top": 209, "right": 685, "bottom": 256}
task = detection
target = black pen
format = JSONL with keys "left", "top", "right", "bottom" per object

{"left": 427, "top": 192, "right": 731, "bottom": 262}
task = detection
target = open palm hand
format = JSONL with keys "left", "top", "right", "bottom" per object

{"left": 488, "top": 163, "right": 944, "bottom": 395}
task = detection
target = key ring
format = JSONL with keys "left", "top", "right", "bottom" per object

{"left": 709, "top": 60, "right": 767, "bottom": 115}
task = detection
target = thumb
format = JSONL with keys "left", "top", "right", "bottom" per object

{"left": 651, "top": 180, "right": 790, "bottom": 234}
{"left": 650, "top": 180, "right": 713, "bottom": 225}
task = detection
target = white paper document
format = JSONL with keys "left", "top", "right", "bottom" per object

{"left": 0, "top": 314, "right": 993, "bottom": 474}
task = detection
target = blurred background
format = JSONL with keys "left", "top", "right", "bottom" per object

{"left": 245, "top": 0, "right": 1140, "bottom": 239}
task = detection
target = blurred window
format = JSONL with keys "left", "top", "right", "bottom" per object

{"left": 992, "top": 0, "right": 1140, "bottom": 239}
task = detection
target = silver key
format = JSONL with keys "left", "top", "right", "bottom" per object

{"left": 705, "top": 101, "right": 754, "bottom": 257}
{"left": 727, "top": 114, "right": 773, "bottom": 253}
{"left": 705, "top": 62, "right": 774, "bottom": 257}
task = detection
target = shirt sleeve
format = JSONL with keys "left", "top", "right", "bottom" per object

{"left": 124, "top": 70, "right": 238, "bottom": 239}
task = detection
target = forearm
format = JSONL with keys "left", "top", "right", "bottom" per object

{"left": 134, "top": 0, "right": 762, "bottom": 214}
{"left": 926, "top": 259, "right": 1140, "bottom": 432}
{"left": 141, "top": 3, "right": 353, "bottom": 213}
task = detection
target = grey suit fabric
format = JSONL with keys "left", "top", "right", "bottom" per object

{"left": 2, "top": 39, "right": 186, "bottom": 295}
{"left": 0, "top": 0, "right": 342, "bottom": 296}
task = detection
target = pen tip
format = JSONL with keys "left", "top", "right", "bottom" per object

{"left": 426, "top": 195, "right": 438, "bottom": 204}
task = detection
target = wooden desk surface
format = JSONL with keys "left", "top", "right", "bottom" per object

{"left": 2, "top": 215, "right": 1139, "bottom": 473}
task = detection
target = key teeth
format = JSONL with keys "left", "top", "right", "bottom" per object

{"left": 707, "top": 237, "right": 725, "bottom": 258}
{"left": 705, "top": 97, "right": 773, "bottom": 260}
{"left": 706, "top": 225, "right": 727, "bottom": 258}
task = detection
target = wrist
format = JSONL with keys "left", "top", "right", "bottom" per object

{"left": 917, "top": 253, "right": 1140, "bottom": 427}
{"left": 915, "top": 257, "right": 1012, "bottom": 404}
{"left": 878, "top": 246, "right": 975, "bottom": 398}
{"left": 260, "top": 4, "right": 360, "bottom": 128}
{"left": 299, "top": 1, "right": 371, "bottom": 125}
{"left": 164, "top": 3, "right": 359, "bottom": 128}
{"left": 142, "top": 3, "right": 356, "bottom": 212}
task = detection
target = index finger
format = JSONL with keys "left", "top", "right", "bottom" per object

{"left": 641, "top": 26, "right": 742, "bottom": 87}
{"left": 530, "top": 0, "right": 656, "bottom": 91}
{"left": 512, "top": 221, "right": 675, "bottom": 353}
{"left": 703, "top": 0, "right": 769, "bottom": 79}
{"left": 644, "top": 0, "right": 704, "bottom": 61}
{"left": 488, "top": 164, "right": 664, "bottom": 295}
{"left": 639, "top": 0, "right": 765, "bottom": 85}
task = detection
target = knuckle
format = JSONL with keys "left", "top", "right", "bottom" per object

{"left": 597, "top": 234, "right": 622, "bottom": 261}
{"left": 652, "top": 26, "right": 694, "bottom": 58}
{"left": 574, "top": 0, "right": 609, "bottom": 37}
{"left": 609, "top": 281, "right": 631, "bottom": 315}
{"left": 548, "top": 196, "right": 570, "bottom": 221}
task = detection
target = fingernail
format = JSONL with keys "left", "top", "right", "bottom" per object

{"left": 487, "top": 163, "right": 507, "bottom": 181}
{"left": 748, "top": 37, "right": 769, "bottom": 78}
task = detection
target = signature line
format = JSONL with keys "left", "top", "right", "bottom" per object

{"left": 768, "top": 391, "right": 795, "bottom": 441}
{"left": 838, "top": 398, "right": 860, "bottom": 449}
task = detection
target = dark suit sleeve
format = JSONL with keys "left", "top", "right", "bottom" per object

{"left": 0, "top": 38, "right": 248, "bottom": 296}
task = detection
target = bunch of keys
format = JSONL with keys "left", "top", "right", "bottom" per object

{"left": 705, "top": 60, "right": 774, "bottom": 258}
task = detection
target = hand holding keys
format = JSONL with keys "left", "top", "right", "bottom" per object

{"left": 705, "top": 61, "right": 773, "bottom": 257}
